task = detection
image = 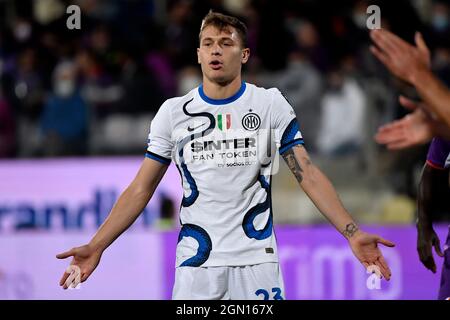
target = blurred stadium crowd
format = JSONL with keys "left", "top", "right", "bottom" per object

{"left": 0, "top": 0, "right": 449, "bottom": 223}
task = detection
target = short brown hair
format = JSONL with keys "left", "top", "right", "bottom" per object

{"left": 199, "top": 11, "right": 248, "bottom": 48}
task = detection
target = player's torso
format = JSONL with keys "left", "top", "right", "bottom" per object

{"left": 169, "top": 83, "right": 279, "bottom": 267}
{"left": 170, "top": 83, "right": 276, "bottom": 200}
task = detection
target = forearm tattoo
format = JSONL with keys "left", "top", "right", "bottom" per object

{"left": 282, "top": 148, "right": 304, "bottom": 183}
{"left": 342, "top": 222, "right": 359, "bottom": 238}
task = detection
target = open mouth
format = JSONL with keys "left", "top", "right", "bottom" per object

{"left": 209, "top": 60, "right": 223, "bottom": 70}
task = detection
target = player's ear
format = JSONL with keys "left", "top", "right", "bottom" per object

{"left": 197, "top": 48, "right": 201, "bottom": 64}
{"left": 241, "top": 48, "right": 250, "bottom": 64}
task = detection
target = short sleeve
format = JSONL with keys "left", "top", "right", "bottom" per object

{"left": 146, "top": 101, "right": 173, "bottom": 165}
{"left": 270, "top": 88, "right": 304, "bottom": 154}
{"left": 426, "top": 137, "right": 450, "bottom": 170}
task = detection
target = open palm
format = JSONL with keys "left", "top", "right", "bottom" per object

{"left": 375, "top": 96, "right": 436, "bottom": 149}
{"left": 349, "top": 231, "right": 395, "bottom": 280}
{"left": 56, "top": 244, "right": 102, "bottom": 289}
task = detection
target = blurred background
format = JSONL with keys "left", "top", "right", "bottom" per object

{"left": 0, "top": 0, "right": 449, "bottom": 299}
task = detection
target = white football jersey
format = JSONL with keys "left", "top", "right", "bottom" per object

{"left": 147, "top": 82, "right": 303, "bottom": 267}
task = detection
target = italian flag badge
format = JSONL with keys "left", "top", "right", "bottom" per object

{"left": 217, "top": 114, "right": 231, "bottom": 131}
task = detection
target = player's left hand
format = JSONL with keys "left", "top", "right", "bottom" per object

{"left": 370, "top": 29, "right": 430, "bottom": 84}
{"left": 348, "top": 230, "right": 395, "bottom": 280}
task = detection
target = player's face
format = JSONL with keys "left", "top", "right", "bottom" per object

{"left": 198, "top": 25, "right": 250, "bottom": 85}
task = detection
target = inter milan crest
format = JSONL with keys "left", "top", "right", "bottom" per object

{"left": 242, "top": 110, "right": 261, "bottom": 131}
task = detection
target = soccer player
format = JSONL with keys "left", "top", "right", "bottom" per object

{"left": 57, "top": 12, "right": 395, "bottom": 300}
{"left": 418, "top": 138, "right": 450, "bottom": 300}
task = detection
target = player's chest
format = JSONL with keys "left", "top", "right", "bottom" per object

{"left": 171, "top": 103, "right": 273, "bottom": 167}
{"left": 172, "top": 102, "right": 270, "bottom": 137}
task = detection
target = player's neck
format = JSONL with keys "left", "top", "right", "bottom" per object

{"left": 201, "top": 76, "right": 243, "bottom": 100}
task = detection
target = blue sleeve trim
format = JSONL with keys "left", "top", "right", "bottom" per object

{"left": 279, "top": 139, "right": 304, "bottom": 154}
{"left": 145, "top": 151, "right": 171, "bottom": 165}
{"left": 281, "top": 119, "right": 300, "bottom": 147}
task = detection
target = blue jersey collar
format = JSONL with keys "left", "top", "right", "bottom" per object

{"left": 198, "top": 81, "right": 246, "bottom": 105}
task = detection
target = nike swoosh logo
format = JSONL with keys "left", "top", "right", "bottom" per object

{"left": 187, "top": 123, "right": 205, "bottom": 132}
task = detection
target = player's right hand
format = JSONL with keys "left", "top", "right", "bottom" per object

{"left": 56, "top": 244, "right": 102, "bottom": 289}
{"left": 417, "top": 224, "right": 444, "bottom": 273}
{"left": 375, "top": 96, "right": 435, "bottom": 149}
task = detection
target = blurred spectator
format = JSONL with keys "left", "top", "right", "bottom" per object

{"left": 430, "top": 0, "right": 450, "bottom": 39}
{"left": 33, "top": 0, "right": 65, "bottom": 26}
{"left": 433, "top": 46, "right": 450, "bottom": 86}
{"left": 165, "top": 0, "right": 197, "bottom": 69}
{"left": 76, "top": 48, "right": 122, "bottom": 118}
{"left": 317, "top": 69, "right": 366, "bottom": 156}
{"left": 11, "top": 18, "right": 33, "bottom": 46}
{"left": 177, "top": 66, "right": 201, "bottom": 96}
{"left": 88, "top": 24, "right": 122, "bottom": 77}
{"left": 40, "top": 61, "right": 88, "bottom": 156}
{"left": 145, "top": 50, "right": 176, "bottom": 99}
{"left": 279, "top": 51, "right": 323, "bottom": 153}
{"left": 256, "top": 48, "right": 323, "bottom": 152}
{"left": 280, "top": 19, "right": 325, "bottom": 151}
{"left": 12, "top": 48, "right": 45, "bottom": 120}
{"left": 117, "top": 55, "right": 164, "bottom": 115}
{"left": 254, "top": 0, "right": 291, "bottom": 71}
{"left": 240, "top": 1, "right": 261, "bottom": 71}
{"left": 290, "top": 19, "right": 330, "bottom": 73}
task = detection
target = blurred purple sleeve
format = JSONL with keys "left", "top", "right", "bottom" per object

{"left": 426, "top": 137, "right": 450, "bottom": 169}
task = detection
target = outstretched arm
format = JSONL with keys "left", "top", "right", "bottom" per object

{"left": 282, "top": 145, "right": 395, "bottom": 279}
{"left": 410, "top": 68, "right": 450, "bottom": 128}
{"left": 86, "top": 158, "right": 167, "bottom": 252}
{"left": 56, "top": 157, "right": 169, "bottom": 288}
{"left": 282, "top": 145, "right": 357, "bottom": 236}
